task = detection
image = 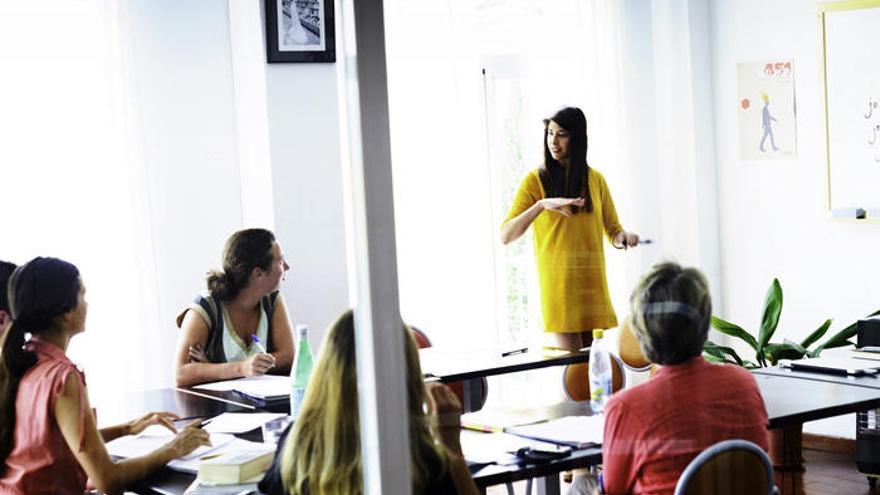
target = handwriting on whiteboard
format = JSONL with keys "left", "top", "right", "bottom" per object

{"left": 864, "top": 97, "right": 880, "bottom": 163}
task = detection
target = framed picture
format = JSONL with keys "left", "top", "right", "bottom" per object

{"left": 265, "top": 0, "right": 335, "bottom": 63}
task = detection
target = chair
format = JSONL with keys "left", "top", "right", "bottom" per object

{"left": 674, "top": 439, "right": 778, "bottom": 495}
{"left": 561, "top": 353, "right": 626, "bottom": 402}
{"left": 409, "top": 326, "right": 488, "bottom": 413}
{"left": 617, "top": 316, "right": 653, "bottom": 372}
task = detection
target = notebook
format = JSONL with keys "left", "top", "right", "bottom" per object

{"left": 506, "top": 415, "right": 605, "bottom": 448}
{"left": 782, "top": 356, "right": 880, "bottom": 376}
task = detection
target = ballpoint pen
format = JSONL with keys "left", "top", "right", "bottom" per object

{"left": 501, "top": 347, "right": 528, "bottom": 357}
{"left": 251, "top": 335, "right": 268, "bottom": 354}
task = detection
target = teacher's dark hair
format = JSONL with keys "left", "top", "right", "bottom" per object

{"left": 0, "top": 257, "right": 81, "bottom": 470}
{"left": 540, "top": 106, "right": 593, "bottom": 213}
{"left": 207, "top": 228, "right": 276, "bottom": 301}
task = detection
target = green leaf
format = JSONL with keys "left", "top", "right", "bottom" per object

{"left": 763, "top": 342, "right": 807, "bottom": 365}
{"left": 703, "top": 353, "right": 738, "bottom": 366}
{"left": 703, "top": 341, "right": 744, "bottom": 366}
{"left": 812, "top": 309, "right": 880, "bottom": 355}
{"left": 757, "top": 279, "right": 783, "bottom": 354}
{"left": 801, "top": 319, "right": 832, "bottom": 350}
{"left": 711, "top": 316, "right": 758, "bottom": 351}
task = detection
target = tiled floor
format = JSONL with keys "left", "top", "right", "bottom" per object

{"left": 777, "top": 448, "right": 878, "bottom": 495}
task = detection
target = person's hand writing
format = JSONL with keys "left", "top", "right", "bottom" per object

{"left": 426, "top": 382, "right": 463, "bottom": 455}
{"left": 240, "top": 352, "right": 276, "bottom": 377}
{"left": 166, "top": 420, "right": 212, "bottom": 458}
{"left": 539, "top": 197, "right": 585, "bottom": 217}
{"left": 127, "top": 411, "right": 180, "bottom": 436}
{"left": 188, "top": 343, "right": 208, "bottom": 363}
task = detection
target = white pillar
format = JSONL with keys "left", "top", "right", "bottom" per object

{"left": 338, "top": 0, "right": 412, "bottom": 494}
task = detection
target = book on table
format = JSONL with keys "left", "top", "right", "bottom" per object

{"left": 197, "top": 448, "right": 275, "bottom": 485}
{"left": 850, "top": 346, "right": 880, "bottom": 361}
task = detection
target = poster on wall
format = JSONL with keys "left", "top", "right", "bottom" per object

{"left": 737, "top": 60, "right": 797, "bottom": 160}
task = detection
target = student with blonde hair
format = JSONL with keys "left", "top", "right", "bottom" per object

{"left": 259, "top": 309, "right": 479, "bottom": 495}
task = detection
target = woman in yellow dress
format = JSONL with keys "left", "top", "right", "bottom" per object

{"left": 501, "top": 107, "right": 640, "bottom": 351}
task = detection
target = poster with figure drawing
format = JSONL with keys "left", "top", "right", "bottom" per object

{"left": 737, "top": 60, "right": 797, "bottom": 160}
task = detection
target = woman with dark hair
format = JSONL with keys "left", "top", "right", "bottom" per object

{"left": 258, "top": 309, "right": 479, "bottom": 495}
{"left": 501, "top": 107, "right": 640, "bottom": 350}
{"left": 0, "top": 257, "right": 210, "bottom": 494}
{"left": 175, "top": 228, "right": 295, "bottom": 386}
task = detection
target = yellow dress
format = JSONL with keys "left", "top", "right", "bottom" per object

{"left": 504, "top": 167, "right": 623, "bottom": 333}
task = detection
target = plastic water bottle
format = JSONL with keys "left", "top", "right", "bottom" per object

{"left": 290, "top": 324, "right": 314, "bottom": 420}
{"left": 589, "top": 329, "right": 612, "bottom": 413}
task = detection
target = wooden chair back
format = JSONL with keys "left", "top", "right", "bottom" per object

{"left": 674, "top": 439, "right": 776, "bottom": 495}
{"left": 561, "top": 354, "right": 625, "bottom": 402}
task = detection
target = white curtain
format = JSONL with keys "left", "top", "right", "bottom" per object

{"left": 0, "top": 0, "right": 165, "bottom": 404}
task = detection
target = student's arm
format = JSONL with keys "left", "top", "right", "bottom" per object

{"left": 268, "top": 295, "right": 295, "bottom": 375}
{"left": 99, "top": 412, "right": 179, "bottom": 443}
{"left": 426, "top": 383, "right": 479, "bottom": 495}
{"left": 174, "top": 310, "right": 274, "bottom": 387}
{"left": 55, "top": 373, "right": 210, "bottom": 495}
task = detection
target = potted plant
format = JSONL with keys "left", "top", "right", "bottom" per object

{"left": 703, "top": 279, "right": 879, "bottom": 368}
{"left": 702, "top": 278, "right": 880, "bottom": 470}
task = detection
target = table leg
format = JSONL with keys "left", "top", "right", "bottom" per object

{"left": 536, "top": 473, "right": 561, "bottom": 495}
{"left": 769, "top": 424, "right": 804, "bottom": 470}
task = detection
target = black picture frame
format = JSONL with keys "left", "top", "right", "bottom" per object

{"left": 265, "top": 0, "right": 335, "bottom": 63}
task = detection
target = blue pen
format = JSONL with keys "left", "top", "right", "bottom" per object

{"left": 251, "top": 335, "right": 268, "bottom": 354}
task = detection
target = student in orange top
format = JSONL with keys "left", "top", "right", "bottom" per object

{"left": 501, "top": 107, "right": 640, "bottom": 350}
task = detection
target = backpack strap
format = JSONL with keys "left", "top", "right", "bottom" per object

{"left": 176, "top": 294, "right": 226, "bottom": 364}
{"left": 262, "top": 291, "right": 281, "bottom": 354}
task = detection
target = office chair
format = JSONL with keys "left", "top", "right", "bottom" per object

{"left": 674, "top": 439, "right": 778, "bottom": 495}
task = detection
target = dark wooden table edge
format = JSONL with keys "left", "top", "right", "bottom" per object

{"left": 432, "top": 351, "right": 589, "bottom": 383}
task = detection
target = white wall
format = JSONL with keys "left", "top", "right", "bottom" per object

{"left": 118, "top": 0, "right": 349, "bottom": 386}
{"left": 711, "top": 0, "right": 880, "bottom": 438}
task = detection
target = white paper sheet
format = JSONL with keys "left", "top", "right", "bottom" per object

{"left": 192, "top": 376, "right": 291, "bottom": 402}
{"left": 105, "top": 426, "right": 235, "bottom": 461}
{"left": 193, "top": 375, "right": 291, "bottom": 397}
{"left": 202, "top": 412, "right": 287, "bottom": 434}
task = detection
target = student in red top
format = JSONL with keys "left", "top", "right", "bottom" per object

{"left": 571, "top": 261, "right": 769, "bottom": 495}
{"left": 0, "top": 257, "right": 211, "bottom": 495}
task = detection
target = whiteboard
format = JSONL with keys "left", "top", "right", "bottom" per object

{"left": 822, "top": 2, "right": 880, "bottom": 216}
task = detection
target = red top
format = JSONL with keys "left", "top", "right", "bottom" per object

{"left": 0, "top": 337, "right": 90, "bottom": 495}
{"left": 602, "top": 356, "right": 769, "bottom": 495}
